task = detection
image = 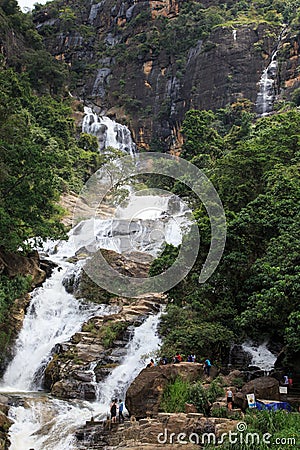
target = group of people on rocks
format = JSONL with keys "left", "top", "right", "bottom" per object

{"left": 146, "top": 354, "right": 212, "bottom": 376}
{"left": 109, "top": 399, "right": 125, "bottom": 423}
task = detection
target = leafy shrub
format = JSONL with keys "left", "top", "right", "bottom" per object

{"left": 188, "top": 382, "right": 211, "bottom": 415}
{"left": 160, "top": 377, "right": 190, "bottom": 413}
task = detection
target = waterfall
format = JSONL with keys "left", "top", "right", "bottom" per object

{"left": 7, "top": 314, "right": 161, "bottom": 450}
{"left": 70, "top": 192, "right": 191, "bottom": 257}
{"left": 1, "top": 243, "right": 113, "bottom": 392}
{"left": 1, "top": 185, "right": 187, "bottom": 448}
{"left": 241, "top": 341, "right": 277, "bottom": 372}
{"left": 256, "top": 28, "right": 287, "bottom": 116}
{"left": 1, "top": 132, "right": 192, "bottom": 446}
{"left": 82, "top": 106, "right": 137, "bottom": 156}
{"left": 255, "top": 50, "right": 278, "bottom": 116}
{"left": 94, "top": 313, "right": 161, "bottom": 411}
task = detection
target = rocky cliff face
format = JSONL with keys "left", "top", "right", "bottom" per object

{"left": 33, "top": 0, "right": 300, "bottom": 150}
{"left": 0, "top": 395, "right": 12, "bottom": 450}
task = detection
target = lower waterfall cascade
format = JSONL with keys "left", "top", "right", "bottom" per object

{"left": 241, "top": 341, "right": 277, "bottom": 373}
{"left": 0, "top": 186, "right": 191, "bottom": 449}
{"left": 7, "top": 314, "right": 161, "bottom": 450}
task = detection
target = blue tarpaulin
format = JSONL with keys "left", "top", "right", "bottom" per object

{"left": 256, "top": 400, "right": 292, "bottom": 412}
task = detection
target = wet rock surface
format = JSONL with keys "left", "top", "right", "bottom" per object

{"left": 0, "top": 396, "right": 13, "bottom": 450}
{"left": 0, "top": 249, "right": 54, "bottom": 375}
{"left": 76, "top": 412, "right": 238, "bottom": 449}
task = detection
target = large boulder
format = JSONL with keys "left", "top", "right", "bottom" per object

{"left": 234, "top": 376, "right": 280, "bottom": 410}
{"left": 126, "top": 363, "right": 204, "bottom": 419}
{"left": 0, "top": 247, "right": 46, "bottom": 287}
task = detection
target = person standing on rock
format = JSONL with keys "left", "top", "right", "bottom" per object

{"left": 226, "top": 388, "right": 234, "bottom": 411}
{"left": 283, "top": 374, "right": 289, "bottom": 386}
{"left": 204, "top": 358, "right": 211, "bottom": 376}
{"left": 118, "top": 399, "right": 125, "bottom": 423}
{"left": 288, "top": 370, "right": 293, "bottom": 388}
{"left": 110, "top": 399, "right": 117, "bottom": 423}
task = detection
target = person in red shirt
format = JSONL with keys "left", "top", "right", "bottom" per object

{"left": 174, "top": 352, "right": 182, "bottom": 363}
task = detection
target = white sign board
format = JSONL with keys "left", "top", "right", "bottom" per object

{"left": 279, "top": 386, "right": 288, "bottom": 394}
{"left": 246, "top": 393, "right": 256, "bottom": 408}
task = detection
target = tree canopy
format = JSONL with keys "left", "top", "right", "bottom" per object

{"left": 154, "top": 106, "right": 300, "bottom": 364}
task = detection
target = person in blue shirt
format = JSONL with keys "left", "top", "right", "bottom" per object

{"left": 204, "top": 358, "right": 211, "bottom": 376}
{"left": 118, "top": 399, "right": 124, "bottom": 423}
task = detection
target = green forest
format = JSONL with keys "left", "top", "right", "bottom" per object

{"left": 152, "top": 104, "right": 300, "bottom": 367}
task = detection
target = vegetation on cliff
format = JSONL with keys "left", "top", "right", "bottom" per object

{"left": 27, "top": 0, "right": 300, "bottom": 152}
{"left": 152, "top": 104, "right": 300, "bottom": 366}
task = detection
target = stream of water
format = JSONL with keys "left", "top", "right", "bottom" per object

{"left": 0, "top": 110, "right": 193, "bottom": 448}
{"left": 7, "top": 314, "right": 161, "bottom": 450}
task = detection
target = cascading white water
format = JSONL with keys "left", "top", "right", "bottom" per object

{"left": 95, "top": 313, "right": 161, "bottom": 410}
{"left": 1, "top": 243, "right": 114, "bottom": 392}
{"left": 7, "top": 314, "right": 161, "bottom": 450}
{"left": 2, "top": 111, "right": 191, "bottom": 447}
{"left": 256, "top": 50, "right": 278, "bottom": 116}
{"left": 71, "top": 192, "right": 191, "bottom": 257}
{"left": 1, "top": 182, "right": 187, "bottom": 448}
{"left": 241, "top": 341, "right": 277, "bottom": 372}
{"left": 82, "top": 106, "right": 137, "bottom": 156}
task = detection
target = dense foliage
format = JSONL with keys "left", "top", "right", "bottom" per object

{"left": 0, "top": 68, "right": 101, "bottom": 251}
{"left": 0, "top": 275, "right": 31, "bottom": 364}
{"left": 1, "top": 0, "right": 300, "bottom": 372}
{"left": 153, "top": 104, "right": 300, "bottom": 365}
{"left": 0, "top": 0, "right": 103, "bottom": 251}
